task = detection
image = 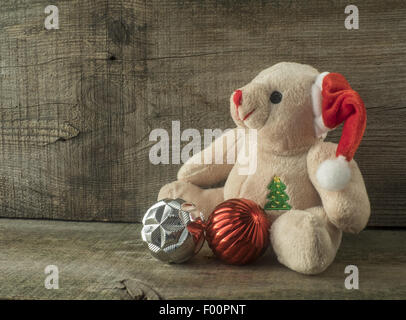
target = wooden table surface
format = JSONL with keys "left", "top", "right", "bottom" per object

{"left": 1, "top": 218, "right": 405, "bottom": 300}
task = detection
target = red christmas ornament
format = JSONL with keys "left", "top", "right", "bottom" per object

{"left": 205, "top": 198, "right": 270, "bottom": 265}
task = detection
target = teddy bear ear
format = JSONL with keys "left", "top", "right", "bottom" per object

{"left": 312, "top": 72, "right": 367, "bottom": 191}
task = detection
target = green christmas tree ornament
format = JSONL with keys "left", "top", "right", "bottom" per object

{"left": 264, "top": 176, "right": 291, "bottom": 211}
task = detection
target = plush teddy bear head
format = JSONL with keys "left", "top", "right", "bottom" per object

{"left": 229, "top": 62, "right": 320, "bottom": 154}
{"left": 229, "top": 61, "right": 367, "bottom": 191}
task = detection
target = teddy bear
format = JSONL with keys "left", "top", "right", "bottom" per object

{"left": 158, "top": 62, "right": 370, "bottom": 275}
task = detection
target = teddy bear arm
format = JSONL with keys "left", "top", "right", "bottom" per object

{"left": 307, "top": 142, "right": 371, "bottom": 233}
{"left": 177, "top": 128, "right": 240, "bottom": 188}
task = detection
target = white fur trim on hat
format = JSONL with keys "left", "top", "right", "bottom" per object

{"left": 311, "top": 72, "right": 331, "bottom": 138}
{"left": 316, "top": 155, "right": 351, "bottom": 191}
{"left": 314, "top": 114, "right": 330, "bottom": 138}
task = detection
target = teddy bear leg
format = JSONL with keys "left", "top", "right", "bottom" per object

{"left": 270, "top": 206, "right": 342, "bottom": 275}
{"left": 158, "top": 181, "right": 224, "bottom": 219}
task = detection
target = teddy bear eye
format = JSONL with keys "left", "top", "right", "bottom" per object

{"left": 270, "top": 91, "right": 282, "bottom": 104}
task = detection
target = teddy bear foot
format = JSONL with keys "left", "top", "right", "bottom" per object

{"left": 158, "top": 181, "right": 224, "bottom": 219}
{"left": 270, "top": 207, "right": 342, "bottom": 275}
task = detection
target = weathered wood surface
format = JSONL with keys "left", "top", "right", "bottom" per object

{"left": 0, "top": 218, "right": 405, "bottom": 300}
{"left": 0, "top": 0, "right": 405, "bottom": 225}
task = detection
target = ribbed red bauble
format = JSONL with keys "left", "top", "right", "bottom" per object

{"left": 205, "top": 198, "right": 270, "bottom": 265}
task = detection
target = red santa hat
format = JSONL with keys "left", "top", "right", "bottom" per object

{"left": 311, "top": 72, "right": 367, "bottom": 191}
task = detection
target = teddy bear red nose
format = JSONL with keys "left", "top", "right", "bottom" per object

{"left": 233, "top": 90, "right": 242, "bottom": 107}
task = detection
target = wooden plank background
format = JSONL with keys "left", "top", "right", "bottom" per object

{"left": 0, "top": 0, "right": 405, "bottom": 226}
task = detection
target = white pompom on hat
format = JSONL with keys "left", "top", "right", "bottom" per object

{"left": 311, "top": 72, "right": 367, "bottom": 191}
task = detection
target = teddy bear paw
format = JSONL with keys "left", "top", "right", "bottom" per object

{"left": 270, "top": 209, "right": 342, "bottom": 275}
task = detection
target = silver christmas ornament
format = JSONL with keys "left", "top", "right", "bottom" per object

{"left": 141, "top": 198, "right": 205, "bottom": 263}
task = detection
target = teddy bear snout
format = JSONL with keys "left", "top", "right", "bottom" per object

{"left": 233, "top": 89, "right": 256, "bottom": 121}
{"left": 233, "top": 90, "right": 243, "bottom": 119}
{"left": 233, "top": 90, "right": 243, "bottom": 107}
{"left": 230, "top": 83, "right": 270, "bottom": 128}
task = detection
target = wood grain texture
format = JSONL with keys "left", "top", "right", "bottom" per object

{"left": 0, "top": 0, "right": 405, "bottom": 225}
{"left": 0, "top": 219, "right": 405, "bottom": 299}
